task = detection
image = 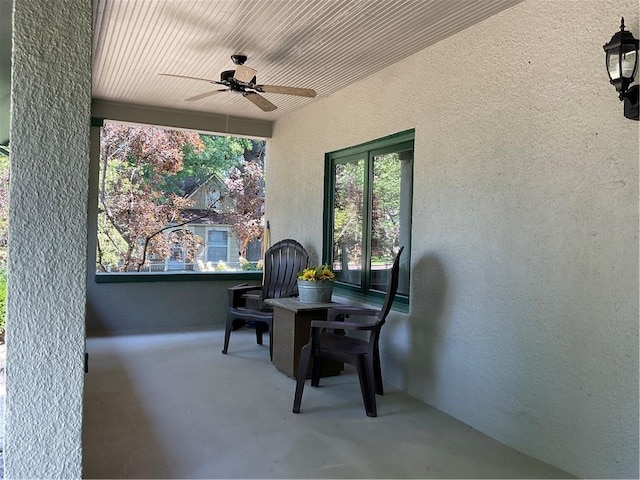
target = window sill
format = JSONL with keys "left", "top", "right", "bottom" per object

{"left": 334, "top": 284, "right": 409, "bottom": 313}
{"left": 95, "top": 271, "right": 263, "bottom": 283}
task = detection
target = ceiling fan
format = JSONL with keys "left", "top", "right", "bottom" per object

{"left": 160, "top": 54, "right": 316, "bottom": 112}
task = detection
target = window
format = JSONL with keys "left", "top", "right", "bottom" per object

{"left": 206, "top": 229, "right": 229, "bottom": 263}
{"left": 205, "top": 191, "right": 221, "bottom": 208}
{"left": 324, "top": 130, "right": 413, "bottom": 305}
{"left": 94, "top": 120, "right": 265, "bottom": 278}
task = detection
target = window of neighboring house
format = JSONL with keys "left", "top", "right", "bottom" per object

{"left": 205, "top": 191, "right": 220, "bottom": 208}
{"left": 206, "top": 228, "right": 229, "bottom": 264}
{"left": 324, "top": 130, "right": 413, "bottom": 307}
{"left": 94, "top": 119, "right": 266, "bottom": 279}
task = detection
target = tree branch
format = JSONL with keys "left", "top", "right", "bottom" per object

{"left": 135, "top": 208, "right": 218, "bottom": 272}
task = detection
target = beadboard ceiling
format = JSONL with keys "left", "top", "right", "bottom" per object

{"left": 0, "top": 0, "right": 526, "bottom": 144}
{"left": 92, "top": 0, "right": 524, "bottom": 125}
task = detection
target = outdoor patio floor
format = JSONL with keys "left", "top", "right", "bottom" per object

{"left": 83, "top": 328, "right": 574, "bottom": 479}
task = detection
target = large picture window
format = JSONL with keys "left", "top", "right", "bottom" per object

{"left": 95, "top": 120, "right": 265, "bottom": 277}
{"left": 324, "top": 130, "right": 413, "bottom": 305}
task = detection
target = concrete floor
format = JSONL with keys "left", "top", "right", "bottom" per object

{"left": 83, "top": 328, "right": 574, "bottom": 479}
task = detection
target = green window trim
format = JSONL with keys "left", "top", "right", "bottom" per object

{"left": 323, "top": 129, "right": 414, "bottom": 309}
{"left": 95, "top": 271, "right": 263, "bottom": 283}
{"left": 333, "top": 286, "right": 410, "bottom": 313}
{"left": 93, "top": 119, "right": 267, "bottom": 280}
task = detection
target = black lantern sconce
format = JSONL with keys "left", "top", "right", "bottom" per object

{"left": 603, "top": 17, "right": 639, "bottom": 121}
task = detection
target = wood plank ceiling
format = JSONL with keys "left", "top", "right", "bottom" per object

{"left": 92, "top": 0, "right": 523, "bottom": 125}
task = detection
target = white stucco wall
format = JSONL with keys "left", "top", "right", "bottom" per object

{"left": 266, "top": 1, "right": 639, "bottom": 478}
{"left": 7, "top": 0, "right": 91, "bottom": 477}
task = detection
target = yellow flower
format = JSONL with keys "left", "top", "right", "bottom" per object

{"left": 300, "top": 268, "right": 317, "bottom": 281}
{"left": 320, "top": 267, "right": 335, "bottom": 280}
{"left": 298, "top": 264, "right": 336, "bottom": 282}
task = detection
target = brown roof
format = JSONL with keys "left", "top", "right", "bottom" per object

{"left": 176, "top": 209, "right": 229, "bottom": 225}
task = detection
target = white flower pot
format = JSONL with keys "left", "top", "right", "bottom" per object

{"left": 297, "top": 280, "right": 334, "bottom": 303}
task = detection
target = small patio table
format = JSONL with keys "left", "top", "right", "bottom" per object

{"left": 264, "top": 297, "right": 343, "bottom": 378}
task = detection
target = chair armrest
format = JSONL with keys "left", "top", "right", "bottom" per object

{"left": 326, "top": 306, "right": 379, "bottom": 322}
{"left": 310, "top": 320, "right": 378, "bottom": 331}
{"left": 242, "top": 293, "right": 262, "bottom": 300}
{"left": 228, "top": 283, "right": 261, "bottom": 293}
{"left": 228, "top": 284, "right": 262, "bottom": 308}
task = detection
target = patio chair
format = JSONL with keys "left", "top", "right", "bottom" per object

{"left": 223, "top": 239, "right": 309, "bottom": 360}
{"left": 292, "top": 246, "right": 403, "bottom": 417}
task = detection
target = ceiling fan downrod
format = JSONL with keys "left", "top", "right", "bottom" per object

{"left": 231, "top": 54, "right": 247, "bottom": 66}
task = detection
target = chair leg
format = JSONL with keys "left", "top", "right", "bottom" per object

{"left": 258, "top": 321, "right": 274, "bottom": 361}
{"left": 373, "top": 347, "right": 384, "bottom": 395}
{"left": 311, "top": 357, "right": 323, "bottom": 387}
{"left": 269, "top": 329, "right": 273, "bottom": 361}
{"left": 266, "top": 321, "right": 273, "bottom": 361}
{"left": 293, "top": 343, "right": 313, "bottom": 413}
{"left": 255, "top": 322, "right": 264, "bottom": 345}
{"left": 365, "top": 355, "right": 378, "bottom": 415}
{"left": 356, "top": 355, "right": 377, "bottom": 417}
{"left": 222, "top": 316, "right": 234, "bottom": 354}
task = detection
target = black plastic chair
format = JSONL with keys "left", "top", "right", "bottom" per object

{"left": 223, "top": 239, "right": 309, "bottom": 359}
{"left": 293, "top": 247, "right": 404, "bottom": 417}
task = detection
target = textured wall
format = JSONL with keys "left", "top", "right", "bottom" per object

{"left": 7, "top": 0, "right": 91, "bottom": 477}
{"left": 266, "top": 1, "right": 639, "bottom": 478}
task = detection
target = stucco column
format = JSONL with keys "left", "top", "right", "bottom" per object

{"left": 7, "top": 0, "right": 91, "bottom": 477}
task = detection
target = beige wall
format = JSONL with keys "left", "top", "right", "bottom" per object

{"left": 266, "top": 1, "right": 639, "bottom": 478}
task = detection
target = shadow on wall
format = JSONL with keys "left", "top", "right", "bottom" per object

{"left": 302, "top": 242, "right": 320, "bottom": 267}
{"left": 86, "top": 300, "right": 109, "bottom": 336}
{"left": 393, "top": 254, "right": 449, "bottom": 400}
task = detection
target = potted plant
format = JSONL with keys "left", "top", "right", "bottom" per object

{"left": 297, "top": 264, "right": 336, "bottom": 303}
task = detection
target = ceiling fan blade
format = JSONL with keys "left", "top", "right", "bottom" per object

{"left": 234, "top": 65, "right": 257, "bottom": 84}
{"left": 243, "top": 92, "right": 277, "bottom": 112}
{"left": 159, "top": 73, "right": 215, "bottom": 83}
{"left": 184, "top": 90, "right": 227, "bottom": 101}
{"left": 257, "top": 85, "right": 316, "bottom": 98}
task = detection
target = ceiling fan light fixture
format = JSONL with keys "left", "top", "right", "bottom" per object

{"left": 220, "top": 70, "right": 235, "bottom": 82}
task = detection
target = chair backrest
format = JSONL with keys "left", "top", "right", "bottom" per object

{"left": 262, "top": 239, "right": 309, "bottom": 299}
{"left": 377, "top": 246, "right": 404, "bottom": 325}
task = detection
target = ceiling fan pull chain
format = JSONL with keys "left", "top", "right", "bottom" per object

{"left": 225, "top": 90, "right": 230, "bottom": 136}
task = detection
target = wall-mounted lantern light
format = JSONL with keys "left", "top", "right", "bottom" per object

{"left": 603, "top": 17, "right": 639, "bottom": 120}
